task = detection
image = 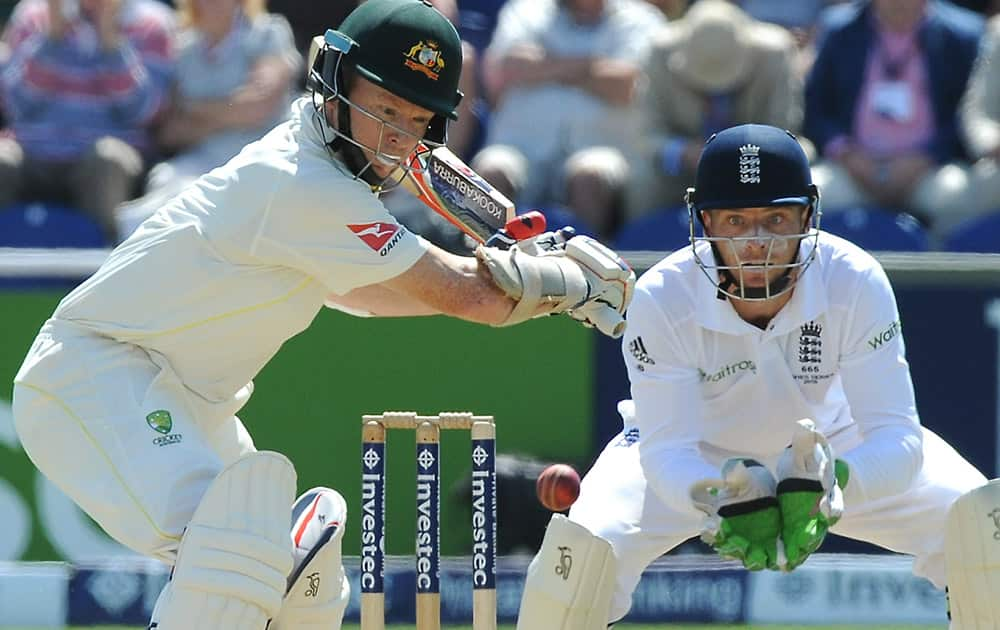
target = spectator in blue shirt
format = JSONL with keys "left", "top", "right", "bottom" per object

{"left": 0, "top": 0, "right": 175, "bottom": 243}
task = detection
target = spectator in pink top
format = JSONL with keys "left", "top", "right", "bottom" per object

{"left": 804, "top": 0, "right": 983, "bottom": 241}
{"left": 958, "top": 15, "right": 1000, "bottom": 222}
{"left": 0, "top": 0, "right": 175, "bottom": 243}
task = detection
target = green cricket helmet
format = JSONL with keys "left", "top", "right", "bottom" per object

{"left": 310, "top": 0, "right": 463, "bottom": 147}
{"left": 340, "top": 0, "right": 463, "bottom": 122}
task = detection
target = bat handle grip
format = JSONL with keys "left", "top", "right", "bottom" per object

{"left": 483, "top": 231, "right": 517, "bottom": 249}
{"left": 582, "top": 304, "right": 627, "bottom": 339}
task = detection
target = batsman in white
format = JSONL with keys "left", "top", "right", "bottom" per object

{"left": 9, "top": 1, "right": 634, "bottom": 628}
{"left": 516, "top": 124, "right": 998, "bottom": 630}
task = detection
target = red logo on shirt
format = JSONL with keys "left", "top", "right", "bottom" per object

{"left": 348, "top": 222, "right": 401, "bottom": 251}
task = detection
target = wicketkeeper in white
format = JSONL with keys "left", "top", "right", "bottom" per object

{"left": 516, "top": 124, "right": 998, "bottom": 629}
{"left": 9, "top": 1, "right": 635, "bottom": 629}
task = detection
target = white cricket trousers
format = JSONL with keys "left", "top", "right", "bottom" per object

{"left": 570, "top": 422, "right": 988, "bottom": 623}
{"left": 12, "top": 319, "right": 256, "bottom": 563}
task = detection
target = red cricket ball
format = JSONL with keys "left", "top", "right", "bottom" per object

{"left": 536, "top": 463, "right": 581, "bottom": 512}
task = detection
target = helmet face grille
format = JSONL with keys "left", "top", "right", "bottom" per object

{"left": 683, "top": 123, "right": 824, "bottom": 301}
{"left": 689, "top": 224, "right": 823, "bottom": 301}
{"left": 309, "top": 43, "right": 445, "bottom": 192}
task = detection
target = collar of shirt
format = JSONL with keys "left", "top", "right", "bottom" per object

{"left": 299, "top": 96, "right": 335, "bottom": 150}
{"left": 693, "top": 238, "right": 827, "bottom": 337}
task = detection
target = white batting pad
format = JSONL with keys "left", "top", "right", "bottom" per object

{"left": 946, "top": 478, "right": 1000, "bottom": 629}
{"left": 516, "top": 514, "right": 617, "bottom": 630}
{"left": 151, "top": 451, "right": 296, "bottom": 630}
{"left": 270, "top": 487, "right": 351, "bottom": 629}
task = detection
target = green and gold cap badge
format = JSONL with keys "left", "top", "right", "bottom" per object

{"left": 146, "top": 410, "right": 173, "bottom": 435}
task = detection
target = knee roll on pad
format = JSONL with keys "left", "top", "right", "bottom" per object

{"left": 151, "top": 451, "right": 296, "bottom": 630}
{"left": 270, "top": 487, "right": 351, "bottom": 630}
{"left": 946, "top": 478, "right": 1000, "bottom": 629}
{"left": 516, "top": 514, "right": 617, "bottom": 630}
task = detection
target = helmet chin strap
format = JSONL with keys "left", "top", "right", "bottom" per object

{"left": 705, "top": 204, "right": 813, "bottom": 301}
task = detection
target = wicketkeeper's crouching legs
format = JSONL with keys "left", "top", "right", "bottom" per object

{"left": 150, "top": 453, "right": 350, "bottom": 630}
{"left": 516, "top": 406, "right": 707, "bottom": 629}
{"left": 515, "top": 514, "right": 618, "bottom": 630}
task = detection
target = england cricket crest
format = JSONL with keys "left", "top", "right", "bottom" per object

{"left": 798, "top": 321, "right": 822, "bottom": 364}
{"left": 739, "top": 143, "right": 761, "bottom": 184}
{"left": 404, "top": 40, "right": 445, "bottom": 80}
{"left": 794, "top": 321, "right": 831, "bottom": 385}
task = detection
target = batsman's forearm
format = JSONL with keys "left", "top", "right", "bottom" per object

{"left": 327, "top": 285, "right": 440, "bottom": 317}
{"left": 381, "top": 248, "right": 516, "bottom": 325}
{"left": 417, "top": 257, "right": 515, "bottom": 326}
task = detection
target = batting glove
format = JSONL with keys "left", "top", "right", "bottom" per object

{"left": 562, "top": 235, "right": 635, "bottom": 338}
{"left": 691, "top": 458, "right": 785, "bottom": 571}
{"left": 775, "top": 419, "right": 849, "bottom": 571}
{"left": 506, "top": 226, "right": 577, "bottom": 255}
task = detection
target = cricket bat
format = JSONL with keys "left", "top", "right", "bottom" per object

{"left": 401, "top": 143, "right": 517, "bottom": 244}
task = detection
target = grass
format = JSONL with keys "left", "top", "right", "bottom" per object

{"left": 1, "top": 625, "right": 947, "bottom": 629}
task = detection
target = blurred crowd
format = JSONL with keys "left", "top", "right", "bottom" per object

{"left": 0, "top": 0, "right": 998, "bottom": 253}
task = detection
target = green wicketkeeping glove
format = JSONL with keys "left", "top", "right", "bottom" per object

{"left": 775, "top": 419, "right": 849, "bottom": 571}
{"left": 690, "top": 458, "right": 784, "bottom": 571}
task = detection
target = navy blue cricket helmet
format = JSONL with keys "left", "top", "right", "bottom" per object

{"left": 685, "top": 124, "right": 822, "bottom": 301}
{"left": 688, "top": 124, "right": 818, "bottom": 211}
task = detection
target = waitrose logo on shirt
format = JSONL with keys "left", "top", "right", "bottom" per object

{"left": 699, "top": 360, "right": 757, "bottom": 383}
{"left": 868, "top": 320, "right": 902, "bottom": 350}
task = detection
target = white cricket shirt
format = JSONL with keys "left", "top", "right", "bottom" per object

{"left": 53, "top": 98, "right": 429, "bottom": 404}
{"left": 623, "top": 233, "right": 923, "bottom": 513}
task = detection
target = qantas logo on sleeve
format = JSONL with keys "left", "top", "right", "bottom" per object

{"left": 348, "top": 222, "right": 401, "bottom": 251}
